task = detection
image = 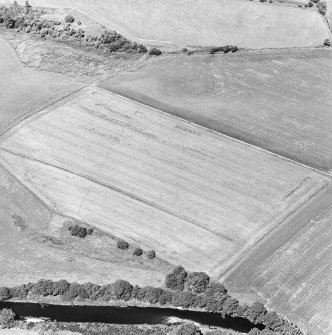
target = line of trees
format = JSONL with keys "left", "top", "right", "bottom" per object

{"left": 0, "top": 1, "right": 162, "bottom": 55}
{"left": 0, "top": 266, "right": 304, "bottom": 335}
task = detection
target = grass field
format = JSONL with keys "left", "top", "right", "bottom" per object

{"left": 0, "top": 87, "right": 329, "bottom": 276}
{"left": 11, "top": 0, "right": 329, "bottom": 48}
{"left": 226, "top": 185, "right": 332, "bottom": 335}
{"left": 0, "top": 34, "right": 85, "bottom": 135}
{"left": 97, "top": 49, "right": 332, "bottom": 173}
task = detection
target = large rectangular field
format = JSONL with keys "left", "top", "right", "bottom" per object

{"left": 0, "top": 87, "right": 329, "bottom": 275}
{"left": 97, "top": 49, "right": 332, "bottom": 173}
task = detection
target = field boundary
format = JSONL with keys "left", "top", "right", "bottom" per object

{"left": 0, "top": 86, "right": 87, "bottom": 141}
{"left": 213, "top": 180, "right": 331, "bottom": 280}
{"left": 0, "top": 147, "right": 234, "bottom": 244}
{"left": 92, "top": 85, "right": 332, "bottom": 177}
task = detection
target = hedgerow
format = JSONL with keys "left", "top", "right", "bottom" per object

{"left": 0, "top": 266, "right": 304, "bottom": 335}
{"left": 0, "top": 1, "right": 148, "bottom": 54}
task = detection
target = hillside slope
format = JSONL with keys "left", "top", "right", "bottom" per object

{"left": 12, "top": 0, "right": 330, "bottom": 48}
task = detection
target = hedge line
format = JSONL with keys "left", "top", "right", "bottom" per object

{"left": 0, "top": 1, "right": 162, "bottom": 55}
{"left": 0, "top": 266, "right": 304, "bottom": 335}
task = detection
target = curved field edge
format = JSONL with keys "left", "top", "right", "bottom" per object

{"left": 0, "top": 35, "right": 86, "bottom": 136}
{"left": 96, "top": 49, "right": 332, "bottom": 174}
{"left": 0, "top": 163, "right": 170, "bottom": 288}
{"left": 14, "top": 0, "right": 330, "bottom": 48}
{"left": 225, "top": 184, "right": 332, "bottom": 335}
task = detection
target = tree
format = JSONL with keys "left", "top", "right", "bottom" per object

{"left": 141, "top": 286, "right": 163, "bottom": 304}
{"left": 171, "top": 291, "right": 195, "bottom": 308}
{"left": 186, "top": 272, "right": 210, "bottom": 293}
{"left": 205, "top": 282, "right": 227, "bottom": 297}
{"left": 64, "top": 14, "right": 74, "bottom": 23}
{"left": 147, "top": 250, "right": 156, "bottom": 259}
{"left": 0, "top": 308, "right": 15, "bottom": 328}
{"left": 0, "top": 287, "right": 11, "bottom": 301}
{"left": 133, "top": 247, "right": 143, "bottom": 256}
{"left": 247, "top": 301, "right": 267, "bottom": 323}
{"left": 52, "top": 279, "right": 70, "bottom": 295}
{"left": 324, "top": 38, "right": 331, "bottom": 46}
{"left": 117, "top": 240, "right": 129, "bottom": 250}
{"left": 165, "top": 266, "right": 188, "bottom": 291}
{"left": 109, "top": 280, "right": 133, "bottom": 301}
{"left": 148, "top": 48, "right": 162, "bottom": 56}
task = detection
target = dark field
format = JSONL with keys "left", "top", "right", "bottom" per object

{"left": 97, "top": 49, "right": 332, "bottom": 173}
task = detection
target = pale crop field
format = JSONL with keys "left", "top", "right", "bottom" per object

{"left": 0, "top": 87, "right": 329, "bottom": 276}
{"left": 12, "top": 0, "right": 329, "bottom": 48}
{"left": 98, "top": 49, "right": 332, "bottom": 173}
{"left": 0, "top": 35, "right": 84, "bottom": 135}
{"left": 226, "top": 185, "right": 332, "bottom": 335}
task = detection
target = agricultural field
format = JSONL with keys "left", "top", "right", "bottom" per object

{"left": 0, "top": 87, "right": 329, "bottom": 277}
{"left": 226, "top": 185, "right": 332, "bottom": 335}
{"left": 12, "top": 0, "right": 329, "bottom": 48}
{"left": 0, "top": 34, "right": 85, "bottom": 135}
{"left": 0, "top": 163, "right": 170, "bottom": 287}
{"left": 97, "top": 49, "right": 332, "bottom": 173}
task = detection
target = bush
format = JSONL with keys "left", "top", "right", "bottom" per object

{"left": 64, "top": 14, "right": 74, "bottom": 23}
{"left": 308, "top": 1, "right": 314, "bottom": 7}
{"left": 117, "top": 240, "right": 129, "bottom": 250}
{"left": 324, "top": 38, "right": 331, "bottom": 46}
{"left": 147, "top": 250, "right": 156, "bottom": 259}
{"left": 165, "top": 266, "right": 188, "bottom": 291}
{"left": 133, "top": 247, "right": 143, "bottom": 256}
{"left": 175, "top": 322, "right": 202, "bottom": 335}
{"left": 148, "top": 47, "right": 162, "bottom": 56}
{"left": 0, "top": 287, "right": 11, "bottom": 301}
{"left": 0, "top": 308, "right": 15, "bottom": 328}
{"left": 87, "top": 228, "right": 94, "bottom": 235}
{"left": 137, "top": 44, "right": 147, "bottom": 53}
{"left": 318, "top": 7, "right": 326, "bottom": 14}
{"left": 186, "top": 272, "right": 210, "bottom": 293}
{"left": 69, "top": 224, "right": 87, "bottom": 238}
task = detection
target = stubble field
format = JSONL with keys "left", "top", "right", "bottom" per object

{"left": 0, "top": 87, "right": 329, "bottom": 277}
{"left": 98, "top": 49, "right": 332, "bottom": 173}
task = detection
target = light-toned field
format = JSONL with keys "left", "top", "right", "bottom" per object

{"left": 226, "top": 185, "right": 332, "bottom": 335}
{"left": 0, "top": 34, "right": 85, "bottom": 135}
{"left": 0, "top": 330, "right": 39, "bottom": 335}
{"left": 0, "top": 87, "right": 329, "bottom": 276}
{"left": 0, "top": 163, "right": 169, "bottom": 287}
{"left": 11, "top": 0, "right": 329, "bottom": 48}
{"left": 98, "top": 49, "right": 332, "bottom": 173}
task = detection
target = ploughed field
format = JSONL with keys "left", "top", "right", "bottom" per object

{"left": 98, "top": 49, "right": 332, "bottom": 173}
{"left": 0, "top": 87, "right": 329, "bottom": 277}
{"left": 226, "top": 185, "right": 332, "bottom": 335}
{"left": 15, "top": 0, "right": 329, "bottom": 48}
